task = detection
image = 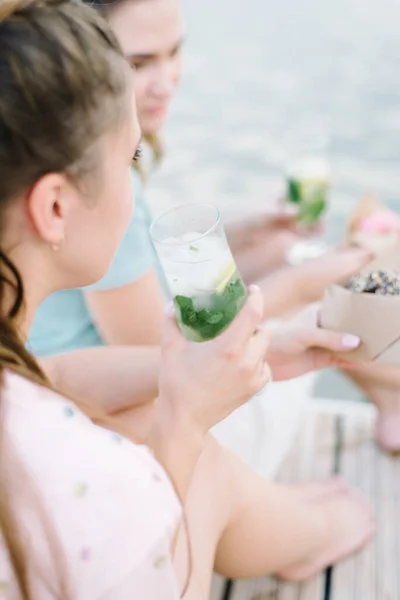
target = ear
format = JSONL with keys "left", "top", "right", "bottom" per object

{"left": 26, "top": 173, "right": 73, "bottom": 246}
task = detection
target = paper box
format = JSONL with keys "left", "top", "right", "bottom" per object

{"left": 319, "top": 242, "right": 400, "bottom": 365}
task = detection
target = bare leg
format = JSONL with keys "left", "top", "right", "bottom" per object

{"left": 172, "top": 436, "right": 374, "bottom": 599}
{"left": 344, "top": 365, "right": 400, "bottom": 453}
{"left": 212, "top": 441, "right": 373, "bottom": 580}
{"left": 295, "top": 476, "right": 345, "bottom": 499}
{"left": 115, "top": 404, "right": 372, "bottom": 596}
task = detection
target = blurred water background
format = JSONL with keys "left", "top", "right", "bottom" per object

{"left": 148, "top": 0, "right": 400, "bottom": 400}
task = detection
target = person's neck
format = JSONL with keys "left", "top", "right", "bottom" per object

{"left": 5, "top": 247, "right": 54, "bottom": 340}
{"left": 19, "top": 286, "right": 44, "bottom": 340}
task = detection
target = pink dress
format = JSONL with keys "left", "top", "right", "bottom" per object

{"left": 0, "top": 371, "right": 181, "bottom": 599}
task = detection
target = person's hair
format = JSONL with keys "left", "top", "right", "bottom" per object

{"left": 0, "top": 0, "right": 129, "bottom": 596}
{"left": 84, "top": 0, "right": 164, "bottom": 181}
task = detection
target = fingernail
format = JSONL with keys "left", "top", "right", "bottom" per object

{"left": 165, "top": 301, "right": 175, "bottom": 316}
{"left": 248, "top": 284, "right": 261, "bottom": 295}
{"left": 342, "top": 334, "right": 360, "bottom": 348}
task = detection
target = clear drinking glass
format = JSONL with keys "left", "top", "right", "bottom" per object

{"left": 284, "top": 127, "right": 331, "bottom": 226}
{"left": 150, "top": 203, "right": 248, "bottom": 342}
{"left": 283, "top": 123, "right": 332, "bottom": 264}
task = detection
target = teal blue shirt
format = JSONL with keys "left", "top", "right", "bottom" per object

{"left": 28, "top": 170, "right": 157, "bottom": 357}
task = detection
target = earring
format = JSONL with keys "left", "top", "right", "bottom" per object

{"left": 51, "top": 236, "right": 64, "bottom": 252}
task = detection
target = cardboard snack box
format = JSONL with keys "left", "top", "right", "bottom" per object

{"left": 319, "top": 242, "right": 400, "bottom": 365}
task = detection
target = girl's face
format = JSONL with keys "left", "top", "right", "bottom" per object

{"left": 59, "top": 90, "right": 142, "bottom": 287}
{"left": 108, "top": 0, "right": 183, "bottom": 135}
{"left": 11, "top": 81, "right": 142, "bottom": 294}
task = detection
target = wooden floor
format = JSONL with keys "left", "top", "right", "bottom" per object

{"left": 211, "top": 400, "right": 400, "bottom": 600}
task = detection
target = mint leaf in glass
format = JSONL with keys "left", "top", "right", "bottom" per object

{"left": 174, "top": 273, "right": 247, "bottom": 341}
{"left": 287, "top": 179, "right": 302, "bottom": 204}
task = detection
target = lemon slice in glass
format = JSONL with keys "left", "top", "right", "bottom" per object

{"left": 213, "top": 261, "right": 236, "bottom": 293}
{"left": 300, "top": 177, "right": 329, "bottom": 195}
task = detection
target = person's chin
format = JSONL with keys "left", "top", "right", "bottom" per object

{"left": 141, "top": 108, "right": 168, "bottom": 135}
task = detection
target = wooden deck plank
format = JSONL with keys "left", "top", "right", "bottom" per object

{"left": 210, "top": 403, "right": 400, "bottom": 600}
{"left": 297, "top": 577, "right": 324, "bottom": 600}
{"left": 227, "top": 413, "right": 301, "bottom": 600}
{"left": 327, "top": 410, "right": 400, "bottom": 600}
{"left": 329, "top": 415, "right": 359, "bottom": 599}
{"left": 393, "top": 455, "right": 400, "bottom": 598}
{"left": 276, "top": 413, "right": 336, "bottom": 600}
{"left": 228, "top": 412, "right": 336, "bottom": 600}
{"left": 375, "top": 440, "right": 399, "bottom": 600}
{"left": 354, "top": 418, "right": 377, "bottom": 600}
{"left": 211, "top": 574, "right": 226, "bottom": 600}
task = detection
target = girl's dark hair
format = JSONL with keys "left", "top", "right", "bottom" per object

{"left": 0, "top": 0, "right": 129, "bottom": 596}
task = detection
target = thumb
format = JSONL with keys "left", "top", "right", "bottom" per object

{"left": 298, "top": 327, "right": 361, "bottom": 353}
{"left": 161, "top": 302, "right": 185, "bottom": 351}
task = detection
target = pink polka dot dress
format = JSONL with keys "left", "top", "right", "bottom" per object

{"left": 0, "top": 371, "right": 181, "bottom": 599}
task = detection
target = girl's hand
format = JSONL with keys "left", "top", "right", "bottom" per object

{"left": 226, "top": 211, "right": 324, "bottom": 254}
{"left": 266, "top": 304, "right": 361, "bottom": 380}
{"left": 267, "top": 325, "right": 361, "bottom": 380}
{"left": 294, "top": 246, "right": 373, "bottom": 305}
{"left": 158, "top": 286, "right": 271, "bottom": 435}
{"left": 226, "top": 212, "right": 325, "bottom": 282}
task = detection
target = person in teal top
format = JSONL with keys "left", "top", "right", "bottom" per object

{"left": 29, "top": 169, "right": 159, "bottom": 356}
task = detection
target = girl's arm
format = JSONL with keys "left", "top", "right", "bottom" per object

{"left": 85, "top": 269, "right": 164, "bottom": 346}
{"left": 257, "top": 246, "right": 372, "bottom": 319}
{"left": 40, "top": 343, "right": 161, "bottom": 413}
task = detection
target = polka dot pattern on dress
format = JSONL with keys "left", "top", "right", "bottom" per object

{"left": 64, "top": 406, "right": 74, "bottom": 418}
{"left": 80, "top": 547, "right": 92, "bottom": 561}
{"left": 152, "top": 472, "right": 162, "bottom": 483}
{"left": 153, "top": 555, "right": 168, "bottom": 569}
{"left": 74, "top": 482, "right": 88, "bottom": 498}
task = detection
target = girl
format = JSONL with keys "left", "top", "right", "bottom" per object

{"left": 0, "top": 0, "right": 373, "bottom": 597}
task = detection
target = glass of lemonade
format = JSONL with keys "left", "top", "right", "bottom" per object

{"left": 284, "top": 126, "right": 331, "bottom": 227}
{"left": 283, "top": 124, "right": 331, "bottom": 265}
{"left": 150, "top": 203, "right": 247, "bottom": 342}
